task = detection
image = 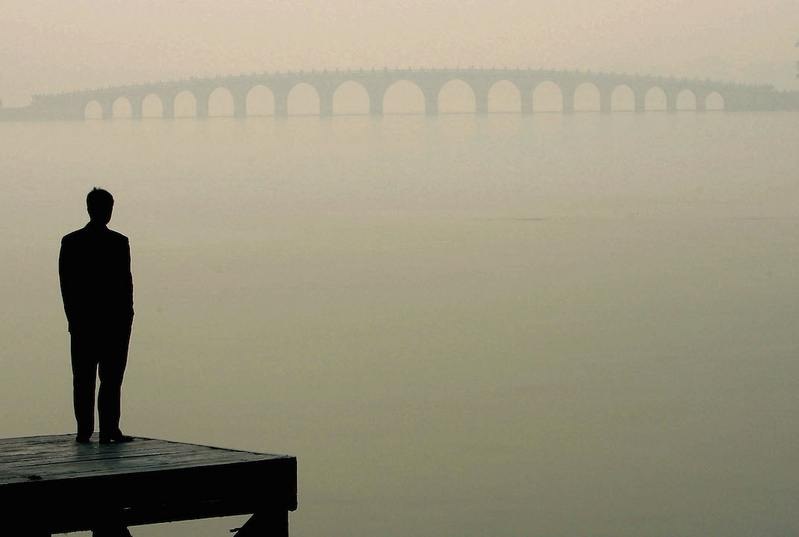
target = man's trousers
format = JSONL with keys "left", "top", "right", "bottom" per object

{"left": 70, "top": 326, "right": 132, "bottom": 438}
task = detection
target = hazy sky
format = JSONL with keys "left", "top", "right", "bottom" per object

{"left": 1, "top": 0, "right": 797, "bottom": 106}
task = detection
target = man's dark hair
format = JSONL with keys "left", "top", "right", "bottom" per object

{"left": 87, "top": 188, "right": 114, "bottom": 223}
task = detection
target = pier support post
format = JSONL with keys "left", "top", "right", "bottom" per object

{"left": 233, "top": 91, "right": 247, "bottom": 118}
{"left": 319, "top": 91, "right": 333, "bottom": 117}
{"left": 599, "top": 88, "right": 612, "bottom": 114}
{"left": 102, "top": 101, "right": 113, "bottom": 120}
{"left": 131, "top": 98, "right": 143, "bottom": 120}
{"left": 666, "top": 91, "right": 678, "bottom": 113}
{"left": 474, "top": 87, "right": 489, "bottom": 115}
{"left": 518, "top": 83, "right": 533, "bottom": 114}
{"left": 274, "top": 91, "right": 289, "bottom": 117}
{"left": 366, "top": 85, "right": 386, "bottom": 116}
{"left": 10, "top": 522, "right": 50, "bottom": 537}
{"left": 521, "top": 97, "right": 533, "bottom": 114}
{"left": 695, "top": 92, "right": 707, "bottom": 112}
{"left": 369, "top": 96, "right": 383, "bottom": 116}
{"left": 196, "top": 95, "right": 209, "bottom": 118}
{"left": 162, "top": 95, "right": 175, "bottom": 119}
{"left": 562, "top": 87, "right": 575, "bottom": 114}
{"left": 423, "top": 91, "right": 438, "bottom": 116}
{"left": 634, "top": 91, "right": 645, "bottom": 113}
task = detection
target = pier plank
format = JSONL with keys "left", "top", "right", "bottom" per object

{"left": 0, "top": 434, "right": 297, "bottom": 535}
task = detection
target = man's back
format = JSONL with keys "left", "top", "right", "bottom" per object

{"left": 61, "top": 188, "right": 135, "bottom": 450}
{"left": 59, "top": 224, "right": 134, "bottom": 332}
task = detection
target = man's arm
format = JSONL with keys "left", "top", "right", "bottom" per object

{"left": 58, "top": 237, "right": 76, "bottom": 330}
{"left": 124, "top": 237, "right": 134, "bottom": 324}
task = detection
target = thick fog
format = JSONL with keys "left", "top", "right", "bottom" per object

{"left": 1, "top": 0, "right": 797, "bottom": 106}
{"left": 2, "top": 3, "right": 799, "bottom": 537}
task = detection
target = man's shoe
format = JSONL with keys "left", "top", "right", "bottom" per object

{"left": 99, "top": 433, "right": 135, "bottom": 444}
{"left": 75, "top": 435, "right": 92, "bottom": 444}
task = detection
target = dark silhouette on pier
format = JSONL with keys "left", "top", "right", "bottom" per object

{"left": 59, "top": 188, "right": 134, "bottom": 446}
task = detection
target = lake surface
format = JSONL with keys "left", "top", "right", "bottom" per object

{"left": 1, "top": 112, "right": 798, "bottom": 537}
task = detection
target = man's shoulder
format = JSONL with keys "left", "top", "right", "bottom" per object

{"left": 61, "top": 228, "right": 85, "bottom": 244}
{"left": 107, "top": 229, "right": 129, "bottom": 243}
{"left": 61, "top": 227, "right": 129, "bottom": 245}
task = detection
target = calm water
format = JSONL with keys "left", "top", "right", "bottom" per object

{"left": 1, "top": 113, "right": 798, "bottom": 537}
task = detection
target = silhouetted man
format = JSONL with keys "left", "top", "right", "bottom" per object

{"left": 59, "top": 188, "right": 134, "bottom": 445}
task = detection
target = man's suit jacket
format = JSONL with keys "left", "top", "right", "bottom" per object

{"left": 59, "top": 223, "right": 134, "bottom": 333}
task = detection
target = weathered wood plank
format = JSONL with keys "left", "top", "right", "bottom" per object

{"left": 3, "top": 447, "right": 280, "bottom": 471}
{"left": 1, "top": 436, "right": 287, "bottom": 481}
{"left": 1, "top": 434, "right": 297, "bottom": 535}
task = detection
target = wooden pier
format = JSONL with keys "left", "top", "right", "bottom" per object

{"left": 0, "top": 434, "right": 297, "bottom": 536}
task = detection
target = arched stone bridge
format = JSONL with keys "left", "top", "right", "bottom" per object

{"left": 4, "top": 68, "right": 798, "bottom": 120}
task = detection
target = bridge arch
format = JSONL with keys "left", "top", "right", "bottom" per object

{"left": 573, "top": 82, "right": 601, "bottom": 112}
{"left": 487, "top": 80, "right": 521, "bottom": 113}
{"left": 611, "top": 85, "right": 636, "bottom": 112}
{"left": 112, "top": 97, "right": 132, "bottom": 119}
{"left": 174, "top": 90, "right": 197, "bottom": 118}
{"left": 644, "top": 87, "right": 667, "bottom": 111}
{"left": 287, "top": 82, "right": 320, "bottom": 115}
{"left": 84, "top": 100, "right": 104, "bottom": 120}
{"left": 382, "top": 80, "right": 426, "bottom": 115}
{"left": 208, "top": 87, "right": 235, "bottom": 117}
{"left": 705, "top": 91, "right": 725, "bottom": 111}
{"left": 437, "top": 79, "right": 476, "bottom": 114}
{"left": 246, "top": 85, "right": 275, "bottom": 116}
{"left": 676, "top": 89, "right": 697, "bottom": 111}
{"left": 141, "top": 94, "right": 163, "bottom": 118}
{"left": 532, "top": 81, "right": 563, "bottom": 112}
{"left": 333, "top": 81, "right": 370, "bottom": 115}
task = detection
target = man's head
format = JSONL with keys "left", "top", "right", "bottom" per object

{"left": 86, "top": 188, "right": 114, "bottom": 225}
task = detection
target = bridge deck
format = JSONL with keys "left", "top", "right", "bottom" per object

{"left": 0, "top": 434, "right": 297, "bottom": 535}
